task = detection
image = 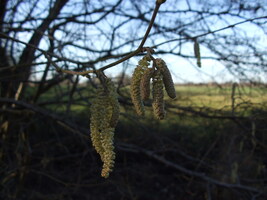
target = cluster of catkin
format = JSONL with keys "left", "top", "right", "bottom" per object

{"left": 130, "top": 56, "right": 176, "bottom": 120}
{"left": 90, "top": 78, "right": 119, "bottom": 178}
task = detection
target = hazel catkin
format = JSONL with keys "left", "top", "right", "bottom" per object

{"left": 90, "top": 78, "right": 119, "bottom": 178}
{"left": 90, "top": 89, "right": 106, "bottom": 160}
{"left": 130, "top": 55, "right": 151, "bottom": 116}
{"left": 152, "top": 69, "right": 165, "bottom": 120}
{"left": 106, "top": 80, "right": 120, "bottom": 128}
{"left": 155, "top": 58, "right": 176, "bottom": 99}
{"left": 100, "top": 127, "right": 115, "bottom": 178}
{"left": 140, "top": 68, "right": 154, "bottom": 100}
{"left": 194, "top": 39, "right": 201, "bottom": 68}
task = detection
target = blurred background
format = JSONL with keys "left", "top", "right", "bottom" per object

{"left": 0, "top": 0, "right": 267, "bottom": 199}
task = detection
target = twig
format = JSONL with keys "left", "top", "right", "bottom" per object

{"left": 138, "top": 2, "right": 161, "bottom": 49}
{"left": 53, "top": 0, "right": 165, "bottom": 75}
{"left": 118, "top": 143, "right": 263, "bottom": 194}
{"left": 0, "top": 97, "right": 89, "bottom": 138}
{"left": 231, "top": 82, "right": 238, "bottom": 116}
{"left": 2, "top": 14, "right": 265, "bottom": 77}
{"left": 0, "top": 0, "right": 164, "bottom": 76}
{"left": 153, "top": 15, "right": 267, "bottom": 48}
{"left": 0, "top": 32, "right": 84, "bottom": 65}
{"left": 0, "top": 97, "right": 265, "bottom": 195}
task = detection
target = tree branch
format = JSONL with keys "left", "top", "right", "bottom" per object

{"left": 153, "top": 15, "right": 267, "bottom": 48}
{"left": 0, "top": 97, "right": 265, "bottom": 196}
{"left": 118, "top": 143, "right": 264, "bottom": 194}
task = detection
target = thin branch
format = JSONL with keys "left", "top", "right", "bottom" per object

{"left": 118, "top": 143, "right": 264, "bottom": 194}
{"left": 153, "top": 15, "right": 267, "bottom": 48}
{"left": 0, "top": 32, "right": 84, "bottom": 65}
{"left": 0, "top": 97, "right": 265, "bottom": 195}
{"left": 0, "top": 97, "right": 88, "bottom": 138}
{"left": 0, "top": 0, "right": 165, "bottom": 77}
{"left": 1, "top": 12, "right": 265, "bottom": 77}
{"left": 138, "top": 2, "right": 161, "bottom": 49}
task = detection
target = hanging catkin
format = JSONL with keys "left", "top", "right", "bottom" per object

{"left": 100, "top": 127, "right": 115, "bottom": 178}
{"left": 155, "top": 58, "right": 176, "bottom": 99}
{"left": 140, "top": 68, "right": 154, "bottom": 100}
{"left": 130, "top": 55, "right": 151, "bottom": 115}
{"left": 90, "top": 78, "right": 119, "bottom": 178}
{"left": 152, "top": 69, "right": 165, "bottom": 120}
{"left": 194, "top": 39, "right": 201, "bottom": 68}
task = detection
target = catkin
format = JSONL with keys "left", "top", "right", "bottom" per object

{"left": 155, "top": 58, "right": 176, "bottom": 99}
{"left": 106, "top": 80, "right": 120, "bottom": 128}
{"left": 131, "top": 65, "right": 145, "bottom": 116}
{"left": 140, "top": 68, "right": 154, "bottom": 100}
{"left": 194, "top": 40, "right": 201, "bottom": 68}
{"left": 90, "top": 78, "right": 119, "bottom": 178}
{"left": 152, "top": 70, "right": 165, "bottom": 120}
{"left": 90, "top": 89, "right": 106, "bottom": 160}
{"left": 101, "top": 127, "right": 115, "bottom": 178}
{"left": 130, "top": 55, "right": 151, "bottom": 115}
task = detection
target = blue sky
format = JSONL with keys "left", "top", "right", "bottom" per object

{"left": 97, "top": 0, "right": 267, "bottom": 83}
{"left": 12, "top": 0, "right": 266, "bottom": 84}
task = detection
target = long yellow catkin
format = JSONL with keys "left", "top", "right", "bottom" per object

{"left": 152, "top": 69, "right": 165, "bottom": 120}
{"left": 90, "top": 90, "right": 106, "bottom": 160}
{"left": 90, "top": 78, "right": 119, "bottom": 178}
{"left": 155, "top": 58, "right": 176, "bottom": 99}
{"left": 100, "top": 127, "right": 115, "bottom": 178}
{"left": 140, "top": 68, "right": 154, "bottom": 100}
{"left": 130, "top": 55, "right": 151, "bottom": 115}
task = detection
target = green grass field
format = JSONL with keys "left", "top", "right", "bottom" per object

{"left": 30, "top": 83, "right": 267, "bottom": 116}
{"left": 174, "top": 84, "right": 267, "bottom": 110}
